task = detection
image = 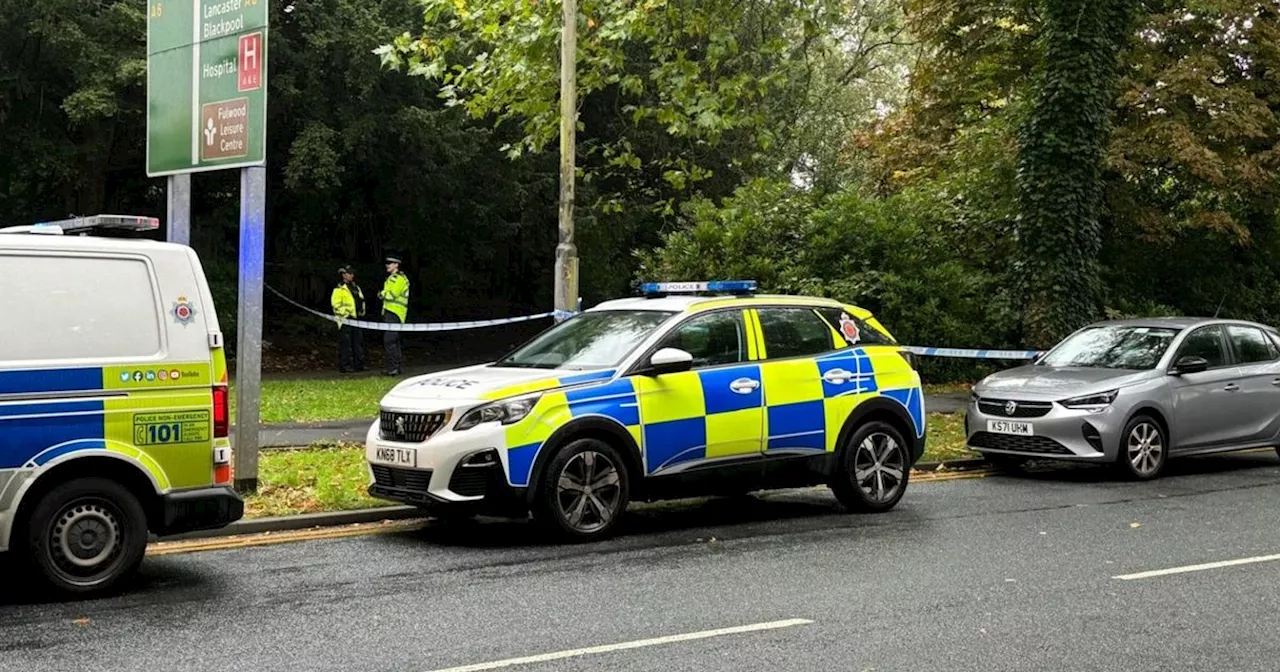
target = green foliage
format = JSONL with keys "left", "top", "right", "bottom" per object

{"left": 638, "top": 178, "right": 1021, "bottom": 380}
{"left": 1014, "top": 0, "right": 1135, "bottom": 348}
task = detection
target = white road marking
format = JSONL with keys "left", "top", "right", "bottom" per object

{"left": 425, "top": 618, "right": 814, "bottom": 672}
{"left": 1113, "top": 553, "right": 1280, "bottom": 580}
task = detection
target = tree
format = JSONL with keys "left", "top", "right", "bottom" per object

{"left": 1015, "top": 0, "right": 1135, "bottom": 347}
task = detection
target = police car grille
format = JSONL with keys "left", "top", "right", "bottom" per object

{"left": 970, "top": 432, "right": 1072, "bottom": 455}
{"left": 379, "top": 411, "right": 447, "bottom": 442}
{"left": 370, "top": 465, "right": 433, "bottom": 492}
{"left": 977, "top": 398, "right": 1053, "bottom": 418}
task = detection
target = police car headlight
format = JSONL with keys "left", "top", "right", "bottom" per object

{"left": 455, "top": 395, "right": 540, "bottom": 430}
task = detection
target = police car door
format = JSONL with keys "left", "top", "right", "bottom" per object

{"left": 633, "top": 309, "right": 764, "bottom": 475}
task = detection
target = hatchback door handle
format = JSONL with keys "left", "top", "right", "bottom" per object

{"left": 1271, "top": 378, "right": 1280, "bottom": 387}
{"left": 1224, "top": 383, "right": 1240, "bottom": 392}
{"left": 729, "top": 377, "right": 760, "bottom": 394}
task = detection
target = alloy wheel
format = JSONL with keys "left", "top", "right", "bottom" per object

{"left": 555, "top": 450, "right": 623, "bottom": 534}
{"left": 1127, "top": 422, "right": 1164, "bottom": 477}
{"left": 853, "top": 432, "right": 906, "bottom": 504}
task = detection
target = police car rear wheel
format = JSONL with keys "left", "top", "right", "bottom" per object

{"left": 534, "top": 438, "right": 630, "bottom": 541}
{"left": 832, "top": 422, "right": 910, "bottom": 513}
{"left": 26, "top": 478, "right": 148, "bottom": 595}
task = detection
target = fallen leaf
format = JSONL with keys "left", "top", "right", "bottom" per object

{"left": 1130, "top": 522, "right": 1142, "bottom": 528}
{"left": 72, "top": 618, "right": 91, "bottom": 626}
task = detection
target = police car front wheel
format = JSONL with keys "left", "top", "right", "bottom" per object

{"left": 24, "top": 477, "right": 148, "bottom": 595}
{"left": 832, "top": 422, "right": 910, "bottom": 513}
{"left": 533, "top": 438, "right": 630, "bottom": 541}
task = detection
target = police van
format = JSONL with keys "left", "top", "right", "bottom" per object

{"left": 0, "top": 216, "right": 242, "bottom": 594}
{"left": 366, "top": 281, "right": 926, "bottom": 540}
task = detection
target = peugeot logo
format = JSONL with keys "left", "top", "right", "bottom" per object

{"left": 1005, "top": 401, "right": 1018, "bottom": 416}
{"left": 394, "top": 416, "right": 407, "bottom": 437}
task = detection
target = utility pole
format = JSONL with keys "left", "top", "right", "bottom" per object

{"left": 554, "top": 0, "right": 579, "bottom": 316}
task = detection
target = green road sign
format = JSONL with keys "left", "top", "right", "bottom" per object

{"left": 147, "top": 0, "right": 268, "bottom": 177}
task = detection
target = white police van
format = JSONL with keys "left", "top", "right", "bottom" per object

{"left": 0, "top": 216, "right": 242, "bottom": 595}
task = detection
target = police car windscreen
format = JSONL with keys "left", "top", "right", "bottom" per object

{"left": 495, "top": 310, "right": 676, "bottom": 370}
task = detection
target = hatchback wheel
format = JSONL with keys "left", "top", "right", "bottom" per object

{"left": 533, "top": 438, "right": 630, "bottom": 541}
{"left": 831, "top": 421, "right": 909, "bottom": 513}
{"left": 1114, "top": 415, "right": 1167, "bottom": 480}
{"left": 23, "top": 478, "right": 148, "bottom": 595}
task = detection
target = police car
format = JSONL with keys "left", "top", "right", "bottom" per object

{"left": 366, "top": 281, "right": 925, "bottom": 540}
{"left": 0, "top": 216, "right": 242, "bottom": 594}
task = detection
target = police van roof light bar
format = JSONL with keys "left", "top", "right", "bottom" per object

{"left": 640, "top": 280, "right": 758, "bottom": 296}
{"left": 36, "top": 215, "right": 161, "bottom": 233}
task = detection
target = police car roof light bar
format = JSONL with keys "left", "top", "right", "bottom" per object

{"left": 37, "top": 215, "right": 161, "bottom": 233}
{"left": 640, "top": 280, "right": 758, "bottom": 296}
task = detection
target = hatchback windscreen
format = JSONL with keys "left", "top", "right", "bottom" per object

{"left": 494, "top": 310, "right": 676, "bottom": 370}
{"left": 1037, "top": 326, "right": 1180, "bottom": 370}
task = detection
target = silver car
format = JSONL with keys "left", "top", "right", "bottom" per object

{"left": 966, "top": 317, "right": 1280, "bottom": 479}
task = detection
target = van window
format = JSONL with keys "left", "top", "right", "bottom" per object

{"left": 0, "top": 254, "right": 163, "bottom": 362}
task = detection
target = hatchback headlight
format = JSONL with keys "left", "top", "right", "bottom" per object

{"left": 454, "top": 395, "right": 540, "bottom": 430}
{"left": 1060, "top": 389, "right": 1118, "bottom": 411}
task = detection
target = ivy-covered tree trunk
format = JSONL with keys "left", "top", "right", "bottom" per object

{"left": 1016, "top": 0, "right": 1134, "bottom": 347}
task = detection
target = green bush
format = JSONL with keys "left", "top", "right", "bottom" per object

{"left": 638, "top": 179, "right": 1025, "bottom": 382}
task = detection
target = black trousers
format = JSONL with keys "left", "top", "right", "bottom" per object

{"left": 383, "top": 312, "right": 403, "bottom": 373}
{"left": 339, "top": 325, "right": 365, "bottom": 371}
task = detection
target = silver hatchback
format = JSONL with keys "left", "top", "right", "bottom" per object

{"left": 966, "top": 318, "right": 1280, "bottom": 479}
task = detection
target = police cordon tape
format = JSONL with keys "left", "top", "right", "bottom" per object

{"left": 268, "top": 285, "right": 1042, "bottom": 359}
{"left": 267, "top": 285, "right": 575, "bottom": 331}
{"left": 901, "top": 346, "right": 1042, "bottom": 361}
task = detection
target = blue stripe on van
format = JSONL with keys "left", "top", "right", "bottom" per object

{"left": 0, "top": 367, "right": 103, "bottom": 395}
{"left": 0, "top": 400, "right": 106, "bottom": 469}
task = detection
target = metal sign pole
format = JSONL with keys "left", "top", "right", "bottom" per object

{"left": 233, "top": 165, "right": 266, "bottom": 492}
{"left": 166, "top": 174, "right": 191, "bottom": 245}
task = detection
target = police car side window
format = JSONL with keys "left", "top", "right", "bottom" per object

{"left": 758, "top": 308, "right": 837, "bottom": 359}
{"left": 816, "top": 307, "right": 894, "bottom": 346}
{"left": 657, "top": 311, "right": 745, "bottom": 369}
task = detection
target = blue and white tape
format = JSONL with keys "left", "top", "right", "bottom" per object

{"left": 268, "top": 285, "right": 572, "bottom": 332}
{"left": 902, "top": 346, "right": 1042, "bottom": 360}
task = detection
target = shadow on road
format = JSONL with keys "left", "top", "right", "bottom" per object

{"left": 992, "top": 450, "right": 1280, "bottom": 484}
{"left": 0, "top": 556, "right": 217, "bottom": 607}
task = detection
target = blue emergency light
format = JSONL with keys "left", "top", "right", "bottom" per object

{"left": 640, "top": 280, "right": 758, "bottom": 295}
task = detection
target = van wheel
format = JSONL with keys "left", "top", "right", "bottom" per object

{"left": 532, "top": 438, "right": 630, "bottom": 541}
{"left": 24, "top": 478, "right": 148, "bottom": 595}
{"left": 1113, "top": 415, "right": 1167, "bottom": 480}
{"left": 831, "top": 421, "right": 910, "bottom": 513}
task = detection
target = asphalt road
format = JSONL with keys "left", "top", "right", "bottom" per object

{"left": 4, "top": 452, "right": 1280, "bottom": 672}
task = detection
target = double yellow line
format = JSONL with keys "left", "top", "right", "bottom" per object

{"left": 148, "top": 469, "right": 993, "bottom": 556}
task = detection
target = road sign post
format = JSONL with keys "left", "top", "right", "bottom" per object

{"left": 148, "top": 0, "right": 268, "bottom": 492}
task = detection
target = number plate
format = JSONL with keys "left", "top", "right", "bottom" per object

{"left": 374, "top": 446, "right": 417, "bottom": 467}
{"left": 987, "top": 420, "right": 1033, "bottom": 436}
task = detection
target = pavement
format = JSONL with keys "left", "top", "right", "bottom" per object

{"left": 4, "top": 451, "right": 1280, "bottom": 671}
{"left": 245, "top": 392, "right": 972, "bottom": 447}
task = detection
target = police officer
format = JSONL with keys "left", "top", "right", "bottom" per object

{"left": 331, "top": 265, "right": 367, "bottom": 373}
{"left": 379, "top": 254, "right": 410, "bottom": 376}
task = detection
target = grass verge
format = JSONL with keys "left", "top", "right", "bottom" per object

{"left": 245, "top": 443, "right": 385, "bottom": 518}
{"left": 243, "top": 413, "right": 976, "bottom": 518}
{"left": 230, "top": 376, "right": 399, "bottom": 425}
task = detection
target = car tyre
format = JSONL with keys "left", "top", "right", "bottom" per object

{"left": 1113, "top": 415, "right": 1167, "bottom": 480}
{"left": 831, "top": 421, "right": 910, "bottom": 513}
{"left": 532, "top": 438, "right": 630, "bottom": 541}
{"left": 22, "top": 477, "right": 148, "bottom": 596}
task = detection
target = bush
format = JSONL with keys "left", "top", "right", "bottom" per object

{"left": 637, "top": 179, "right": 1023, "bottom": 382}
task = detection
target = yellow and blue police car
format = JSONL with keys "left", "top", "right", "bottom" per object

{"left": 0, "top": 216, "right": 242, "bottom": 594}
{"left": 366, "top": 281, "right": 925, "bottom": 540}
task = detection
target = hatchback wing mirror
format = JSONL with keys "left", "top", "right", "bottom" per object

{"left": 1172, "top": 355, "right": 1210, "bottom": 375}
{"left": 642, "top": 347, "right": 694, "bottom": 376}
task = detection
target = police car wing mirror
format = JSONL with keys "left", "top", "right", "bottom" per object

{"left": 644, "top": 348, "right": 694, "bottom": 376}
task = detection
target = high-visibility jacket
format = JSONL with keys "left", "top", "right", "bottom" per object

{"left": 379, "top": 271, "right": 409, "bottom": 322}
{"left": 331, "top": 282, "right": 365, "bottom": 328}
